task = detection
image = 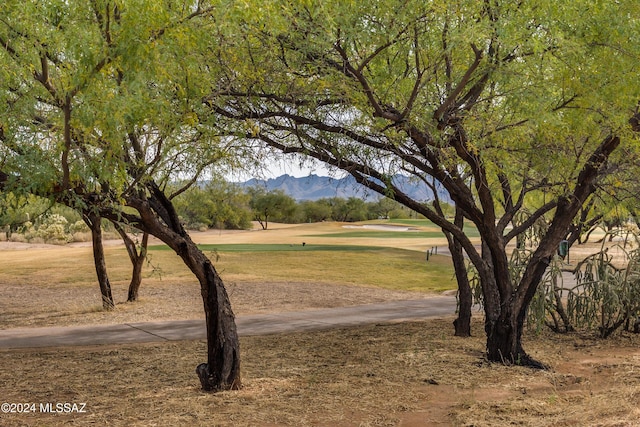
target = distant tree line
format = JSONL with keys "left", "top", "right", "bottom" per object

{"left": 1, "top": 181, "right": 429, "bottom": 241}
{"left": 171, "top": 179, "right": 429, "bottom": 231}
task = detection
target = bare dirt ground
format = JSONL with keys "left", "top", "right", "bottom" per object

{"left": 1, "top": 223, "right": 639, "bottom": 426}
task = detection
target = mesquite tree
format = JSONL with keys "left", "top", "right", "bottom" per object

{"left": 205, "top": 0, "right": 640, "bottom": 366}
{"left": 0, "top": 0, "right": 241, "bottom": 390}
{"left": 112, "top": 222, "right": 149, "bottom": 303}
{"left": 83, "top": 210, "right": 115, "bottom": 310}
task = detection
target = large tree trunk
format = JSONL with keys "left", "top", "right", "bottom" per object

{"left": 84, "top": 212, "right": 115, "bottom": 310}
{"left": 126, "top": 232, "right": 147, "bottom": 302}
{"left": 483, "top": 296, "right": 544, "bottom": 367}
{"left": 126, "top": 186, "right": 241, "bottom": 391}
{"left": 474, "top": 239, "right": 544, "bottom": 367}
{"left": 112, "top": 221, "right": 148, "bottom": 302}
{"left": 192, "top": 247, "right": 242, "bottom": 391}
{"left": 484, "top": 308, "right": 544, "bottom": 367}
{"left": 168, "top": 233, "right": 241, "bottom": 391}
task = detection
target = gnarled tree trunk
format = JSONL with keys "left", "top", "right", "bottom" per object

{"left": 484, "top": 307, "right": 540, "bottom": 366}
{"left": 164, "top": 227, "right": 241, "bottom": 391}
{"left": 190, "top": 246, "right": 242, "bottom": 391}
{"left": 112, "top": 221, "right": 148, "bottom": 302}
{"left": 447, "top": 209, "right": 472, "bottom": 337}
{"left": 125, "top": 185, "right": 241, "bottom": 391}
{"left": 451, "top": 240, "right": 472, "bottom": 337}
{"left": 83, "top": 211, "right": 115, "bottom": 310}
{"left": 127, "top": 231, "right": 147, "bottom": 302}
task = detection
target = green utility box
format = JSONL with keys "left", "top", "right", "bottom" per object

{"left": 558, "top": 240, "right": 569, "bottom": 258}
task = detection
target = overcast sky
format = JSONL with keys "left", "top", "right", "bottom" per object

{"left": 225, "top": 155, "right": 339, "bottom": 182}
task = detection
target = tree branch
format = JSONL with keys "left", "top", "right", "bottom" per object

{"left": 433, "top": 43, "right": 483, "bottom": 125}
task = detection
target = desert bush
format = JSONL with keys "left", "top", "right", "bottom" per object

{"left": 69, "top": 220, "right": 89, "bottom": 234}
{"left": 470, "top": 226, "right": 640, "bottom": 338}
{"left": 33, "top": 214, "right": 70, "bottom": 243}
{"left": 566, "top": 243, "right": 640, "bottom": 338}
{"left": 71, "top": 231, "right": 92, "bottom": 242}
{"left": 528, "top": 228, "right": 640, "bottom": 338}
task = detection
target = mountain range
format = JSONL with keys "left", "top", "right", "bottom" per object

{"left": 237, "top": 174, "right": 450, "bottom": 202}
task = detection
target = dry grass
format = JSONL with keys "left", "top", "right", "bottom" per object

{"left": 0, "top": 273, "right": 439, "bottom": 329}
{"left": 213, "top": 249, "right": 455, "bottom": 292}
{"left": 1, "top": 319, "right": 639, "bottom": 426}
{"left": 0, "top": 222, "right": 455, "bottom": 328}
{"left": 0, "top": 253, "right": 444, "bottom": 329}
{"left": 1, "top": 222, "right": 639, "bottom": 426}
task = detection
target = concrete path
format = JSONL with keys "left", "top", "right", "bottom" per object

{"left": 0, "top": 296, "right": 457, "bottom": 349}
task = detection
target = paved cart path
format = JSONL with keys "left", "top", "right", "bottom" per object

{"left": 0, "top": 296, "right": 457, "bottom": 349}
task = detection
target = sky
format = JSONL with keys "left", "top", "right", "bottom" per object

{"left": 225, "top": 154, "right": 339, "bottom": 182}
{"left": 264, "top": 157, "right": 334, "bottom": 178}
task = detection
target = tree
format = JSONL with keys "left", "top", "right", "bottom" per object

{"left": 248, "top": 188, "right": 297, "bottom": 229}
{"left": 111, "top": 221, "right": 149, "bottom": 303}
{"left": 206, "top": 0, "right": 640, "bottom": 366}
{"left": 0, "top": 193, "right": 51, "bottom": 240}
{"left": 0, "top": 0, "right": 241, "bottom": 390}
{"left": 331, "top": 197, "right": 368, "bottom": 222}
{"left": 299, "top": 199, "right": 333, "bottom": 222}
{"left": 82, "top": 211, "right": 115, "bottom": 310}
{"left": 173, "top": 179, "right": 252, "bottom": 230}
{"left": 369, "top": 197, "right": 401, "bottom": 220}
{"left": 204, "top": 181, "right": 252, "bottom": 230}
{"left": 173, "top": 186, "right": 215, "bottom": 230}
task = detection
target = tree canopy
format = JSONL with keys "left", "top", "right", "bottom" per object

{"left": 203, "top": 0, "right": 640, "bottom": 365}
{"left": 0, "top": 0, "right": 243, "bottom": 391}
{"left": 2, "top": 0, "right": 640, "bottom": 382}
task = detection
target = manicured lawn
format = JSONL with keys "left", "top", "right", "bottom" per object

{"left": 146, "top": 244, "right": 457, "bottom": 293}
{"left": 306, "top": 230, "right": 446, "bottom": 239}
{"left": 378, "top": 218, "right": 481, "bottom": 237}
{"left": 152, "top": 243, "right": 390, "bottom": 252}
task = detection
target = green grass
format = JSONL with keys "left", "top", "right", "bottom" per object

{"left": 145, "top": 244, "right": 456, "bottom": 293}
{"left": 306, "top": 230, "right": 446, "bottom": 239}
{"left": 378, "top": 218, "right": 480, "bottom": 238}
{"left": 150, "top": 243, "right": 389, "bottom": 252}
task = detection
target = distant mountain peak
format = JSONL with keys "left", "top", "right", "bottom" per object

{"left": 236, "top": 174, "right": 449, "bottom": 202}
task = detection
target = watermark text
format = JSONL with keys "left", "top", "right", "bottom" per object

{"left": 1, "top": 402, "right": 87, "bottom": 414}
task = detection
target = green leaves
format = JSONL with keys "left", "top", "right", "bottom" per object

{"left": 0, "top": 0, "right": 240, "bottom": 203}
{"left": 3, "top": 0, "right": 640, "bottom": 229}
